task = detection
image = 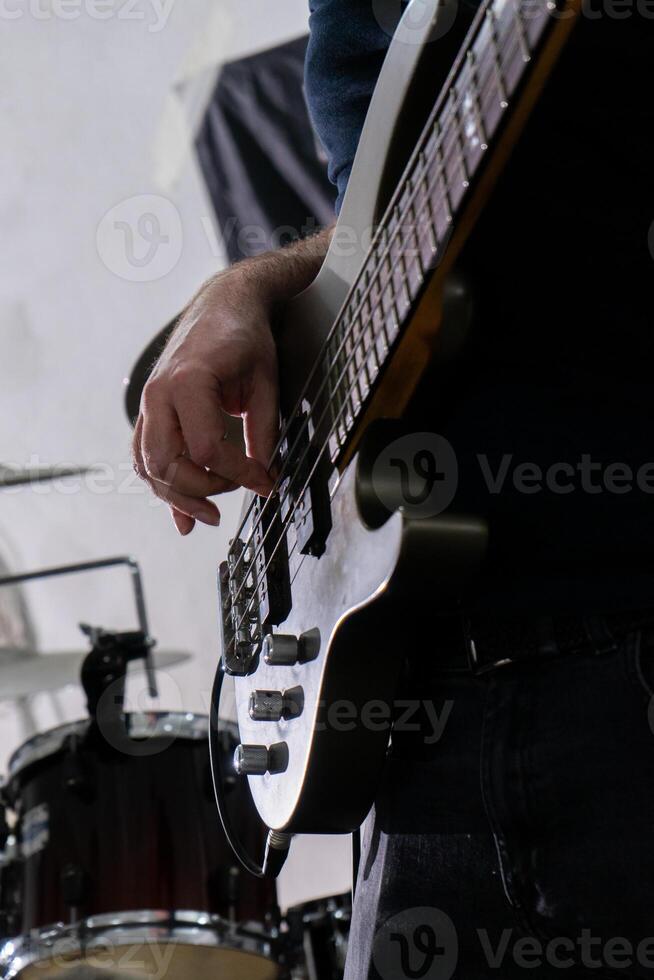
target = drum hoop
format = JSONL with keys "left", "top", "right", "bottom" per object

{"left": 7, "top": 713, "right": 238, "bottom": 783}
{"left": 0, "top": 909, "right": 276, "bottom": 978}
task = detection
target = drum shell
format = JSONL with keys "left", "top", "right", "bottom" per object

{"left": 5, "top": 715, "right": 275, "bottom": 935}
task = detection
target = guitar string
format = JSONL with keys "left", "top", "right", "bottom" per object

{"left": 226, "top": 15, "right": 530, "bottom": 635}
{"left": 229, "top": 0, "right": 512, "bottom": 570}
{"left": 226, "top": 9, "right": 537, "bottom": 632}
{"left": 227, "top": 12, "right": 532, "bottom": 637}
{"left": 226, "top": 2, "right": 523, "bottom": 580}
{"left": 226, "top": 20, "right": 535, "bottom": 646}
{"left": 228, "top": 0, "right": 521, "bottom": 587}
{"left": 226, "top": 11, "right": 528, "bottom": 600}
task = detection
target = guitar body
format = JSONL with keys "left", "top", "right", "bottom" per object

{"left": 224, "top": 0, "right": 581, "bottom": 837}
{"left": 234, "top": 454, "right": 487, "bottom": 832}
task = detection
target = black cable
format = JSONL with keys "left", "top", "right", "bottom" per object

{"left": 209, "top": 660, "right": 267, "bottom": 877}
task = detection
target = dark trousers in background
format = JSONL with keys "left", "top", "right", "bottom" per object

{"left": 345, "top": 629, "right": 654, "bottom": 979}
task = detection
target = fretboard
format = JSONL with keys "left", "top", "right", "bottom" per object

{"left": 324, "top": 0, "right": 558, "bottom": 464}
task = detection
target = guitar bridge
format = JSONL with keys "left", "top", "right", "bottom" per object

{"left": 219, "top": 499, "right": 292, "bottom": 676}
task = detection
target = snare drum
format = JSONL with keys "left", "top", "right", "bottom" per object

{"left": 0, "top": 712, "right": 280, "bottom": 979}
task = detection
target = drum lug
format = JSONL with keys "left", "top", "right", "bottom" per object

{"left": 61, "top": 735, "right": 94, "bottom": 802}
{"left": 61, "top": 863, "right": 88, "bottom": 916}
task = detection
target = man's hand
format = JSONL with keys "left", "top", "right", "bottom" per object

{"left": 132, "top": 230, "right": 332, "bottom": 535}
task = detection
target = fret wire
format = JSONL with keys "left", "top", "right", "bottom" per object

{"left": 417, "top": 151, "right": 440, "bottom": 257}
{"left": 466, "top": 49, "right": 489, "bottom": 150}
{"left": 487, "top": 7, "right": 509, "bottom": 107}
{"left": 449, "top": 88, "right": 470, "bottom": 188}
{"left": 434, "top": 125, "right": 453, "bottom": 223}
{"left": 229, "top": 1, "right": 553, "bottom": 599}
{"left": 404, "top": 192, "right": 423, "bottom": 289}
{"left": 334, "top": 10, "right": 524, "bottom": 402}
{"left": 512, "top": 0, "right": 532, "bottom": 62}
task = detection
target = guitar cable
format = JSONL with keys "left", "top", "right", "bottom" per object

{"left": 209, "top": 659, "right": 292, "bottom": 879}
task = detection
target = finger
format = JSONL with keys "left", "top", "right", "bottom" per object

{"left": 151, "top": 479, "right": 221, "bottom": 526}
{"left": 174, "top": 384, "right": 274, "bottom": 495}
{"left": 171, "top": 507, "right": 195, "bottom": 536}
{"left": 141, "top": 389, "right": 240, "bottom": 497}
{"left": 243, "top": 371, "right": 280, "bottom": 473}
{"left": 132, "top": 415, "right": 149, "bottom": 484}
{"left": 149, "top": 454, "right": 239, "bottom": 498}
{"left": 140, "top": 393, "right": 185, "bottom": 483}
{"left": 134, "top": 413, "right": 220, "bottom": 525}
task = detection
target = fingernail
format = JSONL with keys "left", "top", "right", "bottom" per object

{"left": 199, "top": 511, "right": 220, "bottom": 526}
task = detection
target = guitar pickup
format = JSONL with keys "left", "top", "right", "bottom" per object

{"left": 279, "top": 408, "right": 332, "bottom": 558}
{"left": 252, "top": 496, "right": 292, "bottom": 628}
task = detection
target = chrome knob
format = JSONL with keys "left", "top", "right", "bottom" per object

{"left": 249, "top": 687, "right": 305, "bottom": 722}
{"left": 263, "top": 633, "right": 299, "bottom": 666}
{"left": 234, "top": 742, "right": 289, "bottom": 776}
{"left": 234, "top": 744, "right": 270, "bottom": 776}
{"left": 249, "top": 690, "right": 284, "bottom": 722}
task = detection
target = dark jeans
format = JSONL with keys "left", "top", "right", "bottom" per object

{"left": 345, "top": 629, "right": 654, "bottom": 979}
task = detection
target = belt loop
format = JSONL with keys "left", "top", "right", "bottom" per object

{"left": 583, "top": 615, "right": 618, "bottom": 656}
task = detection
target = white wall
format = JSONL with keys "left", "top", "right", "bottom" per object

{"left": 0, "top": 0, "right": 350, "bottom": 909}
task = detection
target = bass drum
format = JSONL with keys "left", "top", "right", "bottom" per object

{"left": 0, "top": 712, "right": 280, "bottom": 979}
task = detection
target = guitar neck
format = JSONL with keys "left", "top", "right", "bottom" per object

{"left": 322, "top": 0, "right": 580, "bottom": 467}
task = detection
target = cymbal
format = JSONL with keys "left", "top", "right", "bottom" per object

{"left": 0, "top": 465, "right": 96, "bottom": 489}
{"left": 0, "top": 649, "right": 191, "bottom": 701}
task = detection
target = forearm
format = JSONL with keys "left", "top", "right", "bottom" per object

{"left": 188, "top": 226, "right": 334, "bottom": 319}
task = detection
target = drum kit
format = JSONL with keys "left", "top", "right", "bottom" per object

{"left": 0, "top": 445, "right": 352, "bottom": 979}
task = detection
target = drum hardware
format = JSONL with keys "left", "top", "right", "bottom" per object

{"left": 0, "top": 556, "right": 158, "bottom": 698}
{"left": 282, "top": 894, "right": 352, "bottom": 980}
{"left": 79, "top": 623, "right": 159, "bottom": 753}
{"left": 60, "top": 733, "right": 93, "bottom": 800}
{"left": 60, "top": 863, "right": 88, "bottom": 927}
